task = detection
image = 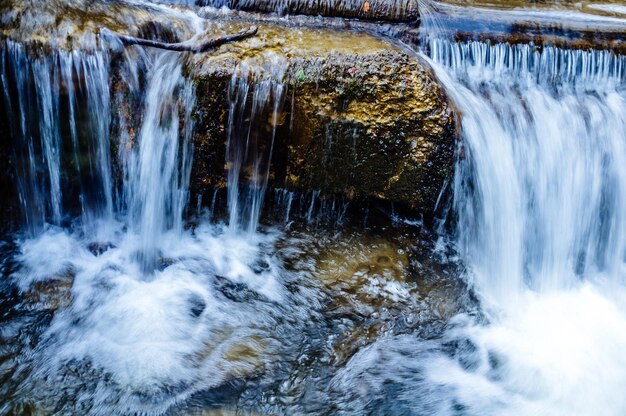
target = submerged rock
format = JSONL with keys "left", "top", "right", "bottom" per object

{"left": 303, "top": 228, "right": 471, "bottom": 365}
{"left": 23, "top": 273, "right": 74, "bottom": 311}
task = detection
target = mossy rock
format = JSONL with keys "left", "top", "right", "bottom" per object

{"left": 188, "top": 21, "right": 457, "bottom": 216}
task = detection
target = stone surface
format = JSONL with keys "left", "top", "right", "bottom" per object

{"left": 188, "top": 20, "right": 458, "bottom": 215}
{"left": 0, "top": 0, "right": 202, "bottom": 49}
{"left": 199, "top": 0, "right": 420, "bottom": 22}
{"left": 1, "top": 0, "right": 457, "bottom": 217}
{"left": 424, "top": 1, "right": 626, "bottom": 54}
{"left": 276, "top": 226, "right": 474, "bottom": 368}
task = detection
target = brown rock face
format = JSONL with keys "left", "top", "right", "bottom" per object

{"left": 188, "top": 21, "right": 457, "bottom": 216}
{"left": 284, "top": 49, "right": 456, "bottom": 214}
{"left": 198, "top": 0, "right": 420, "bottom": 22}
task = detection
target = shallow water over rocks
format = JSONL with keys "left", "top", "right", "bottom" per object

{"left": 1, "top": 0, "right": 626, "bottom": 415}
{"left": 0, "top": 219, "right": 472, "bottom": 415}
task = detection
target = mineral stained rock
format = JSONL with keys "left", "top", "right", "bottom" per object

{"left": 188, "top": 21, "right": 457, "bottom": 215}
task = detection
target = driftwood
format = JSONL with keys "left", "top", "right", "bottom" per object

{"left": 102, "top": 26, "right": 258, "bottom": 53}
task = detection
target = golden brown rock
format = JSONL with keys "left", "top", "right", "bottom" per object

{"left": 188, "top": 21, "right": 457, "bottom": 215}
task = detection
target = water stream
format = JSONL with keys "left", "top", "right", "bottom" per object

{"left": 122, "top": 51, "right": 195, "bottom": 270}
{"left": 324, "top": 37, "right": 626, "bottom": 416}
{"left": 1, "top": 41, "right": 115, "bottom": 235}
{"left": 0, "top": 1, "right": 625, "bottom": 415}
{"left": 0, "top": 38, "right": 297, "bottom": 414}
{"left": 340, "top": 36, "right": 626, "bottom": 416}
{"left": 438, "top": 40, "right": 626, "bottom": 415}
{"left": 226, "top": 55, "right": 287, "bottom": 233}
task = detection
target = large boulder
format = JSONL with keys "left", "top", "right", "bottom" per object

{"left": 188, "top": 20, "right": 457, "bottom": 215}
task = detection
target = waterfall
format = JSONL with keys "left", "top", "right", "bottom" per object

{"left": 226, "top": 54, "right": 287, "bottom": 233}
{"left": 328, "top": 38, "right": 626, "bottom": 416}
{"left": 0, "top": 38, "right": 288, "bottom": 412}
{"left": 120, "top": 51, "right": 195, "bottom": 270}
{"left": 1, "top": 33, "right": 289, "bottom": 272}
{"left": 1, "top": 41, "right": 115, "bottom": 234}
{"left": 1, "top": 39, "right": 196, "bottom": 271}
{"left": 378, "top": 38, "right": 626, "bottom": 415}
{"left": 3, "top": 0, "right": 626, "bottom": 412}
{"left": 429, "top": 39, "right": 626, "bottom": 307}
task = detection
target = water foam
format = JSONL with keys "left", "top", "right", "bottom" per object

{"left": 415, "top": 38, "right": 626, "bottom": 416}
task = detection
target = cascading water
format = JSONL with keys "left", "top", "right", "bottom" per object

{"left": 225, "top": 55, "right": 287, "bottom": 233}
{"left": 1, "top": 41, "right": 115, "bottom": 234}
{"left": 426, "top": 39, "right": 626, "bottom": 415}
{"left": 121, "top": 51, "right": 196, "bottom": 270}
{"left": 2, "top": 0, "right": 626, "bottom": 414}
{"left": 0, "top": 28, "right": 289, "bottom": 414}
{"left": 431, "top": 40, "right": 626, "bottom": 304}
{"left": 330, "top": 35, "right": 626, "bottom": 416}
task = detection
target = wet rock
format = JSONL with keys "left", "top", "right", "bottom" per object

{"left": 278, "top": 227, "right": 473, "bottom": 366}
{"left": 199, "top": 0, "right": 420, "bottom": 22}
{"left": 212, "top": 275, "right": 260, "bottom": 302}
{"left": 157, "top": 257, "right": 177, "bottom": 271}
{"left": 221, "top": 335, "right": 266, "bottom": 373}
{"left": 284, "top": 49, "right": 457, "bottom": 215}
{"left": 252, "top": 258, "right": 270, "bottom": 274}
{"left": 190, "top": 329, "right": 268, "bottom": 383}
{"left": 189, "top": 21, "right": 458, "bottom": 217}
{"left": 87, "top": 241, "right": 115, "bottom": 256}
{"left": 0, "top": 0, "right": 201, "bottom": 50}
{"left": 188, "top": 293, "right": 207, "bottom": 317}
{"left": 23, "top": 275, "right": 74, "bottom": 311}
{"left": 423, "top": 1, "right": 626, "bottom": 54}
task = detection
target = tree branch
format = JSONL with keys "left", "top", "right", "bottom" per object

{"left": 102, "top": 26, "right": 258, "bottom": 53}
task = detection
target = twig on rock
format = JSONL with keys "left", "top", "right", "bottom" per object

{"left": 101, "top": 26, "right": 258, "bottom": 53}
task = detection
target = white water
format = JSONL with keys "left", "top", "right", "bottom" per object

{"left": 0, "top": 26, "right": 300, "bottom": 413}
{"left": 430, "top": 40, "right": 626, "bottom": 305}
{"left": 2, "top": 41, "right": 115, "bottom": 233}
{"left": 327, "top": 41, "right": 626, "bottom": 416}
{"left": 3, "top": 1, "right": 626, "bottom": 414}
{"left": 415, "top": 41, "right": 626, "bottom": 415}
{"left": 11, "top": 221, "right": 289, "bottom": 414}
{"left": 121, "top": 52, "right": 195, "bottom": 269}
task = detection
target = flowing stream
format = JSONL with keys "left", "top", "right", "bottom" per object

{"left": 1, "top": 1, "right": 626, "bottom": 415}
{"left": 226, "top": 55, "right": 287, "bottom": 233}
{"left": 339, "top": 35, "right": 626, "bottom": 416}
{"left": 436, "top": 40, "right": 626, "bottom": 414}
{"left": 327, "top": 39, "right": 626, "bottom": 416}
{"left": 0, "top": 33, "right": 305, "bottom": 414}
